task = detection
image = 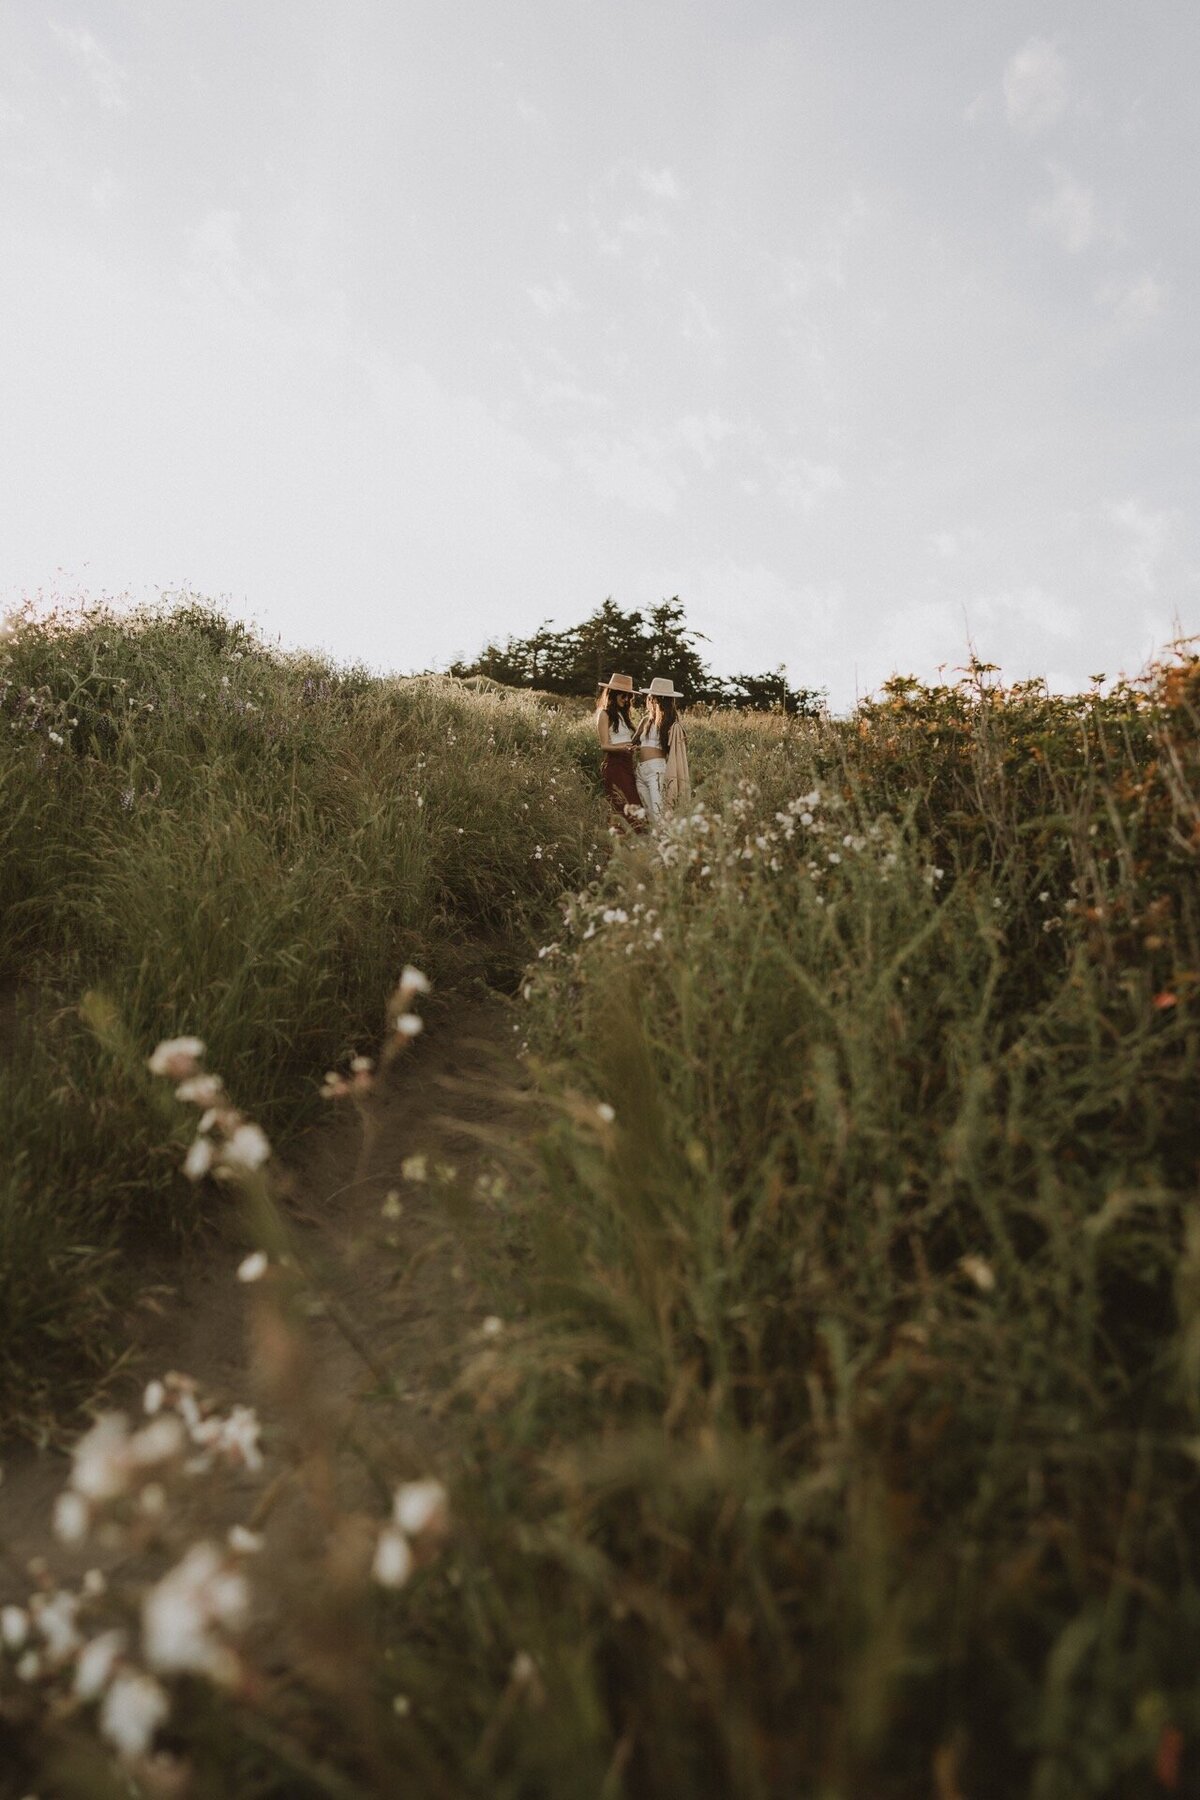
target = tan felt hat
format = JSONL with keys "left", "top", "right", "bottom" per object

{"left": 640, "top": 676, "right": 685, "bottom": 699}
{"left": 599, "top": 672, "right": 636, "bottom": 693}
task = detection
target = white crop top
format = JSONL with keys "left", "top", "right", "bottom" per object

{"left": 604, "top": 711, "right": 634, "bottom": 744}
{"left": 640, "top": 723, "right": 661, "bottom": 749}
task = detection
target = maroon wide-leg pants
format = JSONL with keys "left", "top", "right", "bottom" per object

{"left": 601, "top": 752, "right": 644, "bottom": 831}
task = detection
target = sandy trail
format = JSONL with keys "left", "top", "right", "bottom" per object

{"left": 0, "top": 994, "right": 527, "bottom": 1604}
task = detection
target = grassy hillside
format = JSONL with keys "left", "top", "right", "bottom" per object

{"left": 3, "top": 604, "right": 1198, "bottom": 1796}
{"left": 0, "top": 599, "right": 605, "bottom": 1429}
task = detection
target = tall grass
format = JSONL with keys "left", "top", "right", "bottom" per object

{"left": 0, "top": 598, "right": 605, "bottom": 1430}
{"left": 467, "top": 652, "right": 1200, "bottom": 1797}
{"left": 5, "top": 615, "right": 1199, "bottom": 1797}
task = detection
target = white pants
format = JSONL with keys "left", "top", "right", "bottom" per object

{"left": 635, "top": 758, "right": 666, "bottom": 822}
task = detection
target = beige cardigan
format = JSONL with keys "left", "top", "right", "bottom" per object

{"left": 664, "top": 720, "right": 691, "bottom": 810}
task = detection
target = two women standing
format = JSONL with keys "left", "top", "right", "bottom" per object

{"left": 596, "top": 673, "right": 691, "bottom": 831}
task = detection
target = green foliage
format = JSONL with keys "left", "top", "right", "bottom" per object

{"left": 459, "top": 650, "right": 1200, "bottom": 1797}
{"left": 450, "top": 596, "right": 825, "bottom": 714}
{"left": 0, "top": 597, "right": 606, "bottom": 1429}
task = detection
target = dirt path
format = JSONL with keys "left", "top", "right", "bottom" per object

{"left": 0, "top": 994, "right": 528, "bottom": 1603}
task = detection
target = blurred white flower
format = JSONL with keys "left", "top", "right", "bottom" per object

{"left": 71, "top": 1413, "right": 133, "bottom": 1502}
{"left": 100, "top": 1669, "right": 169, "bottom": 1759}
{"left": 381, "top": 1189, "right": 404, "bottom": 1219}
{"left": 143, "top": 1379, "right": 166, "bottom": 1415}
{"left": 393, "top": 1479, "right": 448, "bottom": 1539}
{"left": 52, "top": 1490, "right": 90, "bottom": 1546}
{"left": 129, "top": 1415, "right": 186, "bottom": 1467}
{"left": 401, "top": 1153, "right": 428, "bottom": 1184}
{"left": 148, "top": 1037, "right": 205, "bottom": 1080}
{"left": 227, "top": 1524, "right": 264, "bottom": 1555}
{"left": 480, "top": 1315, "right": 504, "bottom": 1339}
{"left": 236, "top": 1251, "right": 269, "bottom": 1284}
{"left": 48, "top": 729, "right": 64, "bottom": 746}
{"left": 400, "top": 965, "right": 430, "bottom": 996}
{"left": 33, "top": 1589, "right": 81, "bottom": 1661}
{"left": 142, "top": 1542, "right": 248, "bottom": 1680}
{"left": 16, "top": 1648, "right": 41, "bottom": 1681}
{"left": 959, "top": 1253, "right": 996, "bottom": 1293}
{"left": 175, "top": 1073, "right": 223, "bottom": 1106}
{"left": 596, "top": 1102, "right": 616, "bottom": 1124}
{"left": 1, "top": 1604, "right": 29, "bottom": 1650}
{"left": 183, "top": 1136, "right": 215, "bottom": 1181}
{"left": 372, "top": 1526, "right": 414, "bottom": 1588}
{"left": 394, "top": 1013, "right": 424, "bottom": 1038}
{"left": 222, "top": 1123, "right": 271, "bottom": 1171}
{"left": 74, "top": 1627, "right": 128, "bottom": 1701}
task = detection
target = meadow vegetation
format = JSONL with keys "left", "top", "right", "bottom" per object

{"left": 2, "top": 598, "right": 1198, "bottom": 1797}
{"left": 0, "top": 597, "right": 603, "bottom": 1428}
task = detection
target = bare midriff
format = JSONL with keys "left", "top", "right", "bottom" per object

{"left": 636, "top": 744, "right": 665, "bottom": 762}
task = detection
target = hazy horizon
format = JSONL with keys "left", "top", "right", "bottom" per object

{"left": 2, "top": 2, "right": 1197, "bottom": 710}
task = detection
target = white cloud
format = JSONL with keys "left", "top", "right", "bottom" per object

{"left": 972, "top": 585, "right": 1080, "bottom": 642}
{"left": 569, "top": 412, "right": 734, "bottom": 512}
{"left": 767, "top": 191, "right": 868, "bottom": 304}
{"left": 680, "top": 291, "right": 719, "bottom": 346}
{"left": 570, "top": 430, "right": 683, "bottom": 513}
{"left": 526, "top": 277, "right": 576, "bottom": 317}
{"left": 770, "top": 456, "right": 844, "bottom": 515}
{"left": 1030, "top": 164, "right": 1098, "bottom": 253}
{"left": 1003, "top": 37, "right": 1069, "bottom": 135}
{"left": 1095, "top": 270, "right": 1168, "bottom": 328}
{"left": 1105, "top": 497, "right": 1173, "bottom": 592}
{"left": 675, "top": 412, "right": 735, "bottom": 468}
{"left": 183, "top": 210, "right": 265, "bottom": 306}
{"left": 515, "top": 96, "right": 547, "bottom": 130}
{"left": 50, "top": 23, "right": 128, "bottom": 111}
{"left": 638, "top": 166, "right": 681, "bottom": 202}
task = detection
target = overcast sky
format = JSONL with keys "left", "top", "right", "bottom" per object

{"left": 2, "top": 2, "right": 1197, "bottom": 709}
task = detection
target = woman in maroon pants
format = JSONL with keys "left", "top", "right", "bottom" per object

{"left": 595, "top": 672, "right": 644, "bottom": 832}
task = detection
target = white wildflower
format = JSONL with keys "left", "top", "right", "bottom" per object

{"left": 1, "top": 1604, "right": 29, "bottom": 1650}
{"left": 147, "top": 1037, "right": 205, "bottom": 1080}
{"left": 183, "top": 1136, "right": 215, "bottom": 1181}
{"left": 52, "top": 1490, "right": 90, "bottom": 1546}
{"left": 392, "top": 1479, "right": 448, "bottom": 1540}
{"left": 394, "top": 1013, "right": 424, "bottom": 1038}
{"left": 48, "top": 729, "right": 64, "bottom": 746}
{"left": 71, "top": 1413, "right": 132, "bottom": 1502}
{"left": 143, "top": 1379, "right": 166, "bottom": 1415}
{"left": 221, "top": 1122, "right": 270, "bottom": 1171}
{"left": 99, "top": 1669, "right": 169, "bottom": 1759}
{"left": 16, "top": 1648, "right": 41, "bottom": 1681}
{"left": 399, "top": 965, "right": 430, "bottom": 996}
{"left": 142, "top": 1542, "right": 248, "bottom": 1680}
{"left": 959, "top": 1253, "right": 996, "bottom": 1293}
{"left": 33, "top": 1589, "right": 81, "bottom": 1662}
{"left": 175, "top": 1073, "right": 223, "bottom": 1106}
{"left": 381, "top": 1189, "right": 404, "bottom": 1219}
{"left": 227, "top": 1524, "right": 264, "bottom": 1555}
{"left": 236, "top": 1250, "right": 269, "bottom": 1284}
{"left": 74, "top": 1627, "right": 128, "bottom": 1701}
{"left": 129, "top": 1415, "right": 186, "bottom": 1467}
{"left": 480, "top": 1315, "right": 504, "bottom": 1339}
{"left": 596, "top": 1102, "right": 616, "bottom": 1124}
{"left": 401, "top": 1153, "right": 428, "bottom": 1184}
{"left": 372, "top": 1526, "right": 414, "bottom": 1589}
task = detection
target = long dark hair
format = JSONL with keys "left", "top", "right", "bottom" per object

{"left": 603, "top": 687, "right": 633, "bottom": 730}
{"left": 655, "top": 696, "right": 679, "bottom": 759}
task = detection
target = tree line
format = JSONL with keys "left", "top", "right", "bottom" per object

{"left": 448, "top": 598, "right": 825, "bottom": 714}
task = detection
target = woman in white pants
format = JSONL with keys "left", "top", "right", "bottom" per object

{"left": 635, "top": 677, "right": 688, "bottom": 822}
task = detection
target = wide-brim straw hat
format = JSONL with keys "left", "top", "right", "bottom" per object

{"left": 639, "top": 676, "right": 685, "bottom": 699}
{"left": 599, "top": 672, "right": 636, "bottom": 694}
